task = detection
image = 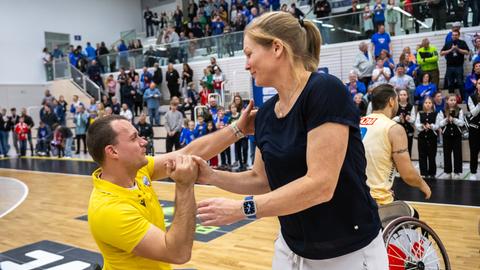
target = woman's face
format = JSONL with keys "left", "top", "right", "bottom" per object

{"left": 398, "top": 90, "right": 408, "bottom": 102}
{"left": 243, "top": 35, "right": 278, "bottom": 87}
{"left": 423, "top": 99, "right": 433, "bottom": 110}
{"left": 447, "top": 96, "right": 457, "bottom": 108}
{"left": 422, "top": 74, "right": 430, "bottom": 84}
{"left": 234, "top": 96, "right": 242, "bottom": 104}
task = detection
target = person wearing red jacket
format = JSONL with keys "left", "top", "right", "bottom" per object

{"left": 14, "top": 116, "right": 29, "bottom": 157}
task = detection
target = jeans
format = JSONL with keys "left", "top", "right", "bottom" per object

{"left": 148, "top": 107, "right": 160, "bottom": 125}
{"left": 464, "top": 0, "right": 479, "bottom": 26}
{"left": 0, "top": 131, "right": 9, "bottom": 155}
{"left": 19, "top": 140, "right": 27, "bottom": 156}
{"left": 319, "top": 19, "right": 331, "bottom": 44}
{"left": 64, "top": 137, "right": 73, "bottom": 157}
{"left": 445, "top": 66, "right": 465, "bottom": 100}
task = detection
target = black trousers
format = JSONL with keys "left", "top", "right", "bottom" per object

{"left": 407, "top": 134, "right": 413, "bottom": 157}
{"left": 220, "top": 147, "right": 231, "bottom": 166}
{"left": 469, "top": 128, "right": 480, "bottom": 173}
{"left": 76, "top": 134, "right": 87, "bottom": 154}
{"left": 418, "top": 134, "right": 437, "bottom": 176}
{"left": 234, "top": 138, "right": 248, "bottom": 166}
{"left": 166, "top": 132, "right": 180, "bottom": 153}
{"left": 443, "top": 134, "right": 463, "bottom": 173}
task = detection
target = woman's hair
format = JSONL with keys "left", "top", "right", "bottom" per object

{"left": 422, "top": 96, "right": 434, "bottom": 112}
{"left": 422, "top": 72, "right": 431, "bottom": 83}
{"left": 244, "top": 12, "right": 321, "bottom": 79}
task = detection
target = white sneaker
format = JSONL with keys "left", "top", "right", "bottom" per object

{"left": 454, "top": 173, "right": 462, "bottom": 180}
{"left": 469, "top": 174, "right": 477, "bottom": 180}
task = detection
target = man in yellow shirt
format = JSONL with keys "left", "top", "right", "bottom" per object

{"left": 360, "top": 84, "right": 431, "bottom": 206}
{"left": 86, "top": 102, "right": 255, "bottom": 270}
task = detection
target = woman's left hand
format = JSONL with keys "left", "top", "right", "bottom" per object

{"left": 236, "top": 100, "right": 257, "bottom": 135}
{"left": 197, "top": 198, "right": 244, "bottom": 226}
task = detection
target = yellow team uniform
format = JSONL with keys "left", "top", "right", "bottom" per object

{"left": 88, "top": 156, "right": 172, "bottom": 270}
{"left": 360, "top": 113, "right": 397, "bottom": 205}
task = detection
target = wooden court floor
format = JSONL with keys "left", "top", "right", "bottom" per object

{"left": 0, "top": 169, "right": 479, "bottom": 270}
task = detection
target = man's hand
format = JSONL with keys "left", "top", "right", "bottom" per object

{"left": 166, "top": 155, "right": 198, "bottom": 189}
{"left": 197, "top": 198, "right": 244, "bottom": 226}
{"left": 420, "top": 180, "right": 432, "bottom": 200}
{"left": 192, "top": 156, "right": 216, "bottom": 185}
{"left": 236, "top": 100, "right": 257, "bottom": 135}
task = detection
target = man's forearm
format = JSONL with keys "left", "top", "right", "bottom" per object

{"left": 165, "top": 186, "right": 196, "bottom": 261}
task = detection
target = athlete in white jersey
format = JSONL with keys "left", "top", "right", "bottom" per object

{"left": 360, "top": 84, "right": 431, "bottom": 206}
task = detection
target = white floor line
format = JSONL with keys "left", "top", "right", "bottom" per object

{"left": 0, "top": 177, "right": 29, "bottom": 218}
{"left": 406, "top": 200, "right": 480, "bottom": 209}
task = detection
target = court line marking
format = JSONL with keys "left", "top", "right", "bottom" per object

{"left": 406, "top": 200, "right": 480, "bottom": 209}
{"left": 0, "top": 177, "right": 29, "bottom": 218}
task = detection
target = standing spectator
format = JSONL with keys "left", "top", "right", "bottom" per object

{"left": 152, "top": 63, "right": 163, "bottom": 86}
{"left": 212, "top": 65, "right": 225, "bottom": 95}
{"left": 42, "top": 47, "right": 53, "bottom": 81}
{"left": 441, "top": 29, "right": 470, "bottom": 101}
{"left": 386, "top": 0, "right": 398, "bottom": 36}
{"left": 289, "top": 3, "right": 304, "bottom": 19}
{"left": 465, "top": 62, "right": 480, "bottom": 98}
{"left": 141, "top": 66, "right": 153, "bottom": 90}
{"left": 128, "top": 67, "right": 138, "bottom": 81}
{"left": 440, "top": 94, "right": 464, "bottom": 179}
{"left": 229, "top": 103, "right": 248, "bottom": 170}
{"left": 74, "top": 105, "right": 89, "bottom": 155}
{"left": 194, "top": 115, "right": 207, "bottom": 138}
{"left": 14, "top": 116, "right": 29, "bottom": 157}
{"left": 345, "top": 71, "right": 366, "bottom": 98}
{"left": 353, "top": 41, "right": 375, "bottom": 87}
{"left": 117, "top": 40, "right": 129, "bottom": 69}
{"left": 59, "top": 125, "right": 73, "bottom": 158}
{"left": 390, "top": 64, "right": 415, "bottom": 101}
{"left": 372, "top": 0, "right": 386, "bottom": 31}
{"left": 41, "top": 104, "right": 59, "bottom": 128}
{"left": 417, "top": 38, "right": 440, "bottom": 87}
{"left": 85, "top": 42, "right": 96, "bottom": 61}
{"left": 393, "top": 89, "right": 416, "bottom": 155}
{"left": 371, "top": 58, "right": 391, "bottom": 86}
{"left": 398, "top": 50, "right": 419, "bottom": 82}
{"left": 180, "top": 82, "right": 198, "bottom": 120}
{"left": 19, "top": 108, "right": 34, "bottom": 156}
{"left": 132, "top": 75, "right": 143, "bottom": 116}
{"left": 471, "top": 37, "right": 480, "bottom": 63}
{"left": 215, "top": 107, "right": 231, "bottom": 169}
{"left": 105, "top": 75, "right": 117, "bottom": 99}
{"left": 445, "top": 22, "right": 461, "bottom": 44}
{"left": 414, "top": 73, "right": 437, "bottom": 108}
{"left": 51, "top": 125, "right": 64, "bottom": 158}
{"left": 144, "top": 7, "right": 154, "bottom": 37}
{"left": 415, "top": 96, "right": 442, "bottom": 178}
{"left": 166, "top": 63, "right": 181, "bottom": 98}
{"left": 52, "top": 99, "right": 65, "bottom": 126}
{"left": 42, "top": 89, "right": 55, "bottom": 107}
{"left": 52, "top": 45, "right": 64, "bottom": 59}
{"left": 111, "top": 97, "right": 121, "bottom": 115}
{"left": 165, "top": 99, "right": 183, "bottom": 152}
{"left": 0, "top": 108, "right": 9, "bottom": 157}
{"left": 9, "top": 108, "right": 19, "bottom": 155}
{"left": 429, "top": 0, "right": 446, "bottom": 30}
{"left": 371, "top": 25, "right": 392, "bottom": 59}
{"left": 120, "top": 77, "right": 135, "bottom": 110}
{"left": 205, "top": 121, "right": 219, "bottom": 167}
{"left": 119, "top": 103, "right": 133, "bottom": 122}
{"left": 97, "top": 42, "right": 110, "bottom": 72}
{"left": 143, "top": 82, "right": 162, "bottom": 125}
{"left": 87, "top": 60, "right": 104, "bottom": 89}
{"left": 363, "top": 5, "right": 375, "bottom": 38}
{"left": 179, "top": 120, "right": 196, "bottom": 147}
{"left": 117, "top": 68, "right": 128, "bottom": 94}
{"left": 463, "top": 0, "right": 479, "bottom": 27}
{"left": 378, "top": 49, "right": 395, "bottom": 74}
{"left": 58, "top": 95, "right": 68, "bottom": 114}
{"left": 467, "top": 80, "right": 480, "bottom": 179}
{"left": 314, "top": 0, "right": 331, "bottom": 44}
{"left": 182, "top": 63, "right": 194, "bottom": 92}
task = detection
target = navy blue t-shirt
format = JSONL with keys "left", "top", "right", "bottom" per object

{"left": 255, "top": 72, "right": 381, "bottom": 259}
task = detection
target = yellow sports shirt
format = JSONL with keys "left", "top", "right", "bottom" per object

{"left": 88, "top": 156, "right": 172, "bottom": 270}
{"left": 360, "top": 113, "right": 397, "bottom": 205}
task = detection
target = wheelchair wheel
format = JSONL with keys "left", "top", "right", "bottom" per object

{"left": 383, "top": 216, "right": 450, "bottom": 270}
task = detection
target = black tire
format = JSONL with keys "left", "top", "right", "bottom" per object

{"left": 383, "top": 216, "right": 450, "bottom": 270}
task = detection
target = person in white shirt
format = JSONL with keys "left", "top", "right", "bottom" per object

{"left": 371, "top": 58, "right": 391, "bottom": 87}
{"left": 353, "top": 41, "right": 375, "bottom": 87}
{"left": 119, "top": 103, "right": 133, "bottom": 122}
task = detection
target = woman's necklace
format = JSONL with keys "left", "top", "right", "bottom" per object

{"left": 276, "top": 86, "right": 301, "bottom": 118}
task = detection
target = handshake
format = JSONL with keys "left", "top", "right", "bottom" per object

{"left": 165, "top": 155, "right": 213, "bottom": 188}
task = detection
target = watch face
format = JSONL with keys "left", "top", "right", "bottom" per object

{"left": 243, "top": 201, "right": 255, "bottom": 215}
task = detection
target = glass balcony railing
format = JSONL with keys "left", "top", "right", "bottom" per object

{"left": 48, "top": 0, "right": 476, "bottom": 78}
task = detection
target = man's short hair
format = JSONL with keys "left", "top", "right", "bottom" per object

{"left": 452, "top": 29, "right": 460, "bottom": 35}
{"left": 371, "top": 84, "right": 397, "bottom": 111}
{"left": 86, "top": 115, "right": 127, "bottom": 165}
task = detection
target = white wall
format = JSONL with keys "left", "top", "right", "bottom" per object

{"left": 0, "top": 84, "right": 49, "bottom": 111}
{"left": 0, "top": 0, "right": 143, "bottom": 84}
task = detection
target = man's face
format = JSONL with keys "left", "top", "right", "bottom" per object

{"left": 379, "top": 25, "right": 385, "bottom": 34}
{"left": 349, "top": 74, "right": 357, "bottom": 83}
{"left": 396, "top": 67, "right": 405, "bottom": 76}
{"left": 109, "top": 120, "right": 148, "bottom": 169}
{"left": 452, "top": 32, "right": 460, "bottom": 41}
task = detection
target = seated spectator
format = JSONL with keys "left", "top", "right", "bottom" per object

{"left": 345, "top": 71, "right": 366, "bottom": 97}
{"left": 194, "top": 115, "right": 207, "bottom": 138}
{"left": 433, "top": 91, "right": 446, "bottom": 113}
{"left": 465, "top": 62, "right": 480, "bottom": 98}
{"left": 389, "top": 64, "right": 415, "bottom": 99}
{"left": 36, "top": 121, "right": 51, "bottom": 156}
{"left": 179, "top": 120, "right": 196, "bottom": 147}
{"left": 353, "top": 93, "right": 368, "bottom": 116}
{"left": 119, "top": 103, "right": 133, "bottom": 122}
{"left": 371, "top": 58, "right": 391, "bottom": 87}
{"left": 212, "top": 65, "right": 225, "bottom": 95}
{"left": 415, "top": 73, "right": 437, "bottom": 109}
{"left": 472, "top": 37, "right": 480, "bottom": 64}
{"left": 379, "top": 49, "right": 395, "bottom": 74}
{"left": 398, "top": 52, "right": 419, "bottom": 81}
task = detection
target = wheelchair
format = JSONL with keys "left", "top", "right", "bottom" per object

{"left": 378, "top": 201, "right": 450, "bottom": 270}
